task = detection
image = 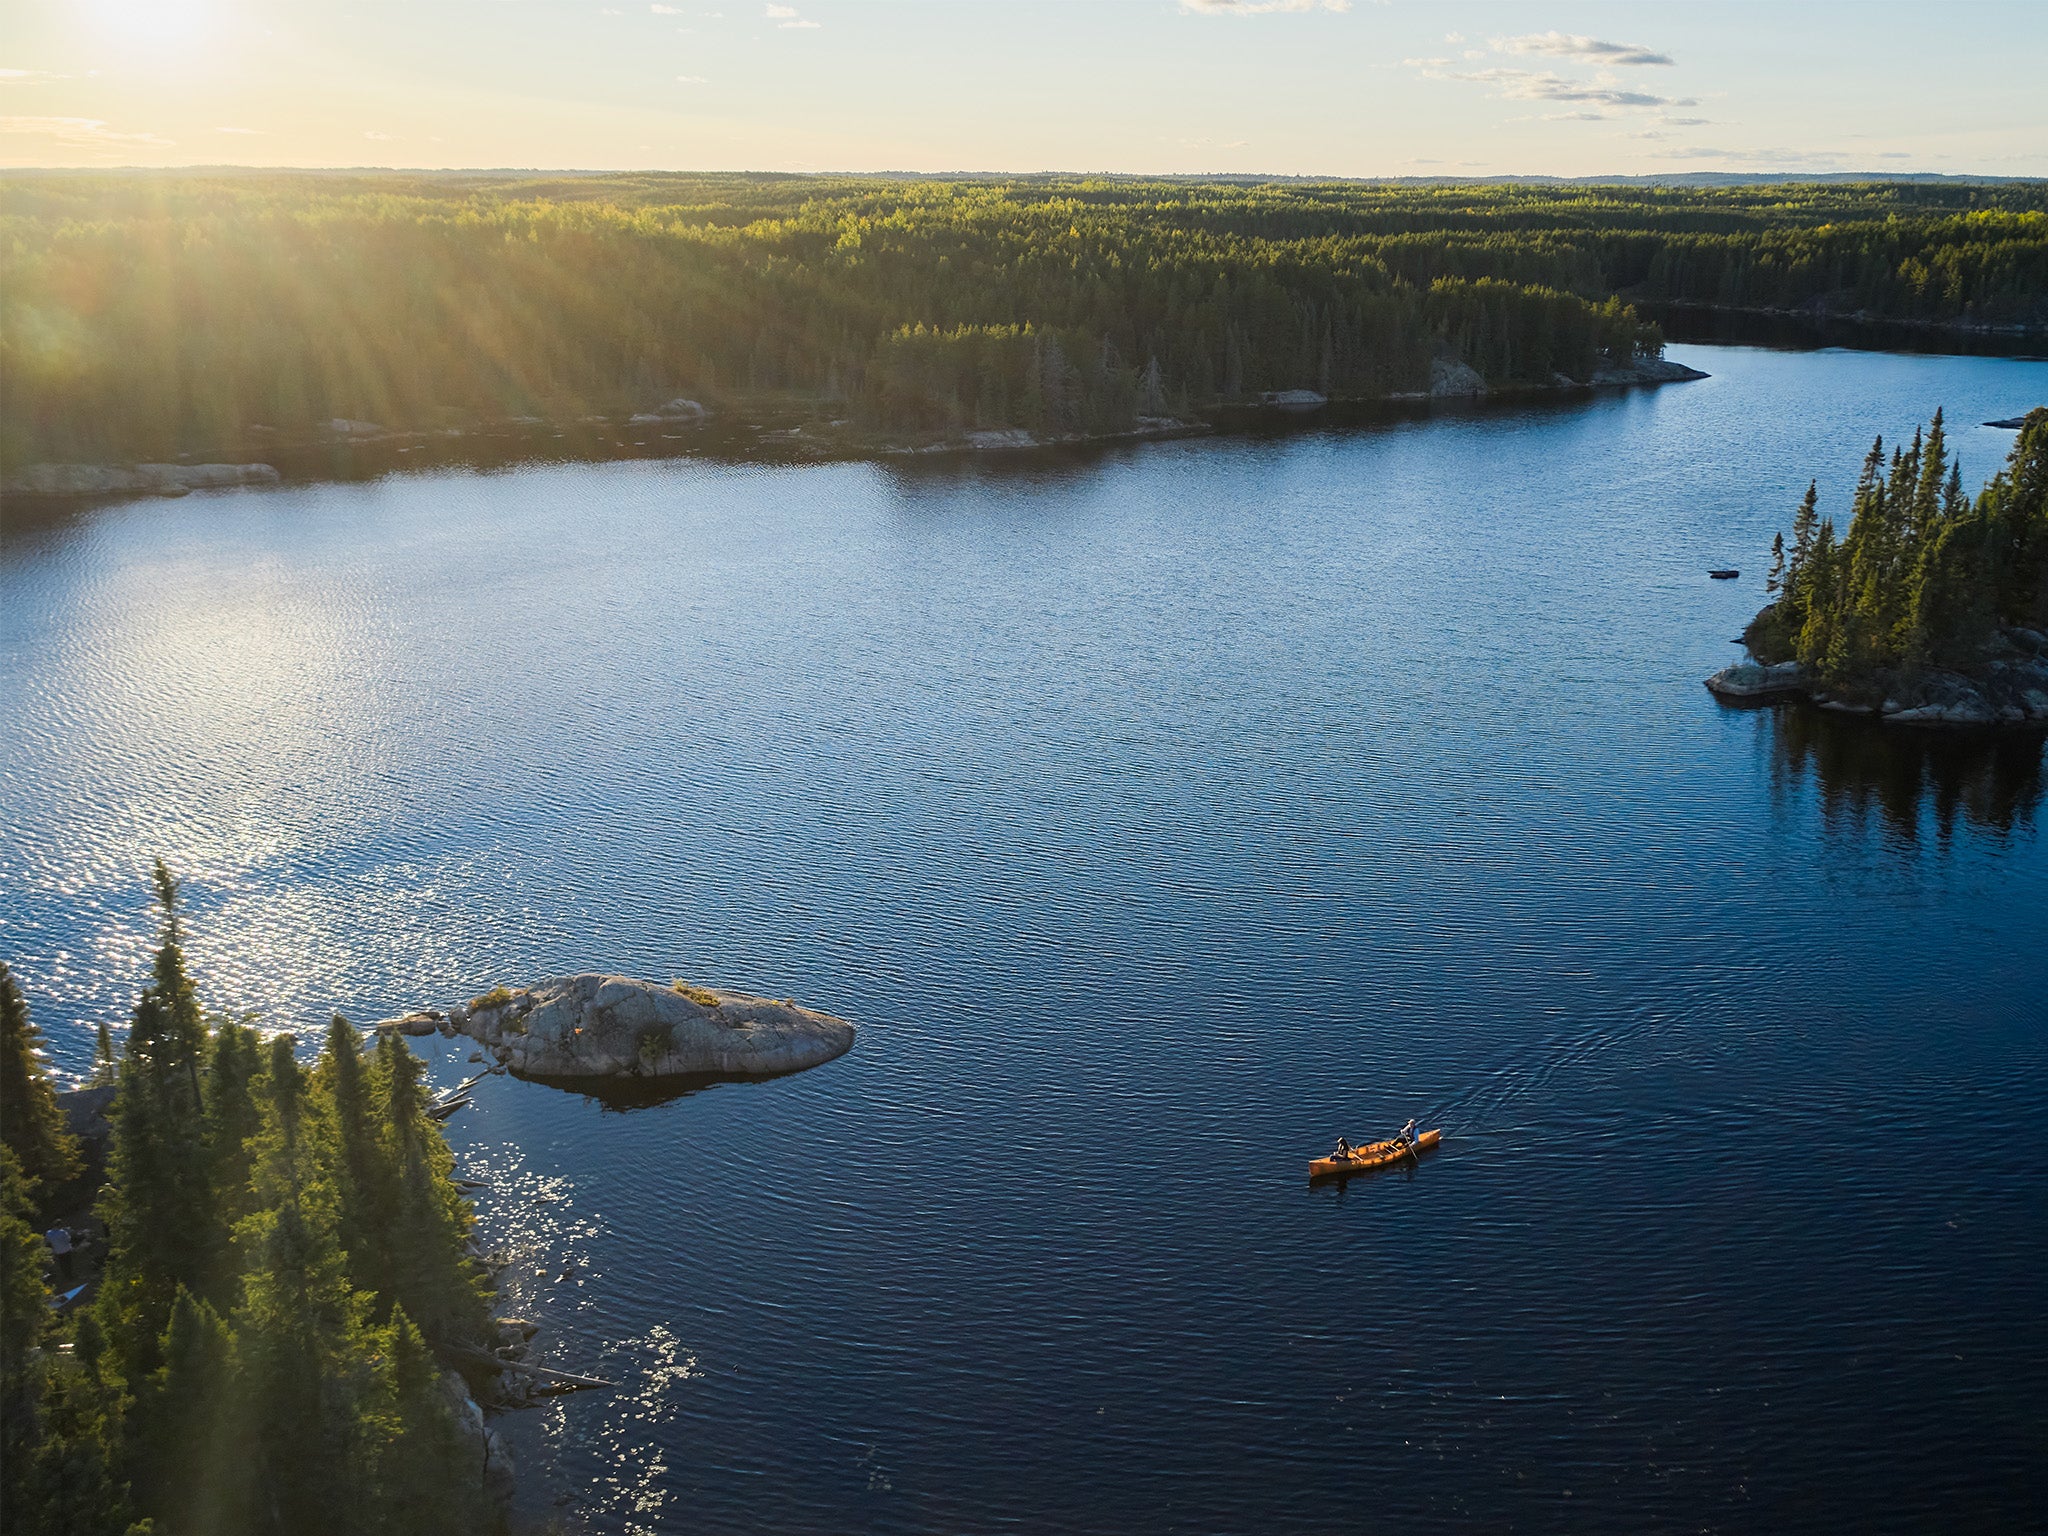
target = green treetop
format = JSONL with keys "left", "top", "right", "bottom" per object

{"left": 0, "top": 962, "right": 81, "bottom": 1205}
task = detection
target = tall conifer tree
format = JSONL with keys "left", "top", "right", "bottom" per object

{"left": 0, "top": 964, "right": 81, "bottom": 1211}
{"left": 96, "top": 867, "right": 219, "bottom": 1377}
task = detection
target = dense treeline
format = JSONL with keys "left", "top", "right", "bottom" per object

{"left": 0, "top": 866, "right": 497, "bottom": 1536}
{"left": 3, "top": 174, "right": 2042, "bottom": 467}
{"left": 1750, "top": 409, "right": 2048, "bottom": 686}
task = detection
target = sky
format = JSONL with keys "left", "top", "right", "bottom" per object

{"left": 2, "top": 0, "right": 2045, "bottom": 178}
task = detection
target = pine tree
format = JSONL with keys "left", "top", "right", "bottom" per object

{"left": 137, "top": 1285, "right": 242, "bottom": 1532}
{"left": 1766, "top": 532, "right": 1786, "bottom": 596}
{"left": 146, "top": 861, "right": 208, "bottom": 1104}
{"left": 95, "top": 867, "right": 219, "bottom": 1379}
{"left": 369, "top": 1307, "right": 488, "bottom": 1536}
{"left": 319, "top": 1016, "right": 399, "bottom": 1309}
{"left": 233, "top": 1034, "right": 385, "bottom": 1536}
{"left": 1911, "top": 407, "right": 1948, "bottom": 536}
{"left": 90, "top": 1021, "right": 118, "bottom": 1089}
{"left": 379, "top": 1040, "right": 489, "bottom": 1347}
{"left": 11, "top": 1358, "right": 130, "bottom": 1536}
{"left": 3, "top": 1147, "right": 130, "bottom": 1536}
{"left": 1784, "top": 480, "right": 1821, "bottom": 621}
{"left": 0, "top": 1147, "right": 49, "bottom": 1382}
{"left": 0, "top": 962, "right": 81, "bottom": 1203}
{"left": 202, "top": 1022, "right": 265, "bottom": 1302}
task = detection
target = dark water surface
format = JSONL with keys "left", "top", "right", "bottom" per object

{"left": 4, "top": 345, "right": 2047, "bottom": 1534}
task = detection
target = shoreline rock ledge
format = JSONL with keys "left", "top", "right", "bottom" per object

{"left": 418, "top": 973, "right": 856, "bottom": 1080}
{"left": 1705, "top": 631, "right": 2048, "bottom": 726}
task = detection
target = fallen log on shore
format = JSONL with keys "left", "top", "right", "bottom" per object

{"left": 446, "top": 1344, "right": 615, "bottom": 1394}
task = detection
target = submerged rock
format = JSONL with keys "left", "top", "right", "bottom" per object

{"left": 449, "top": 973, "right": 856, "bottom": 1081}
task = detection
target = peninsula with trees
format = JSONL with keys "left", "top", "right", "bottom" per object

{"left": 1, "top": 868, "right": 522, "bottom": 1536}
{"left": 1708, "top": 409, "right": 2048, "bottom": 725}
{"left": 12, "top": 174, "right": 2043, "bottom": 491}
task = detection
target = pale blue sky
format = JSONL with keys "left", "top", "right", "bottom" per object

{"left": 2, "top": 0, "right": 2044, "bottom": 176}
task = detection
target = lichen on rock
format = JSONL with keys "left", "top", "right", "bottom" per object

{"left": 446, "top": 973, "right": 855, "bottom": 1081}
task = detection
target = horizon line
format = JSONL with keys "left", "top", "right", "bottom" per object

{"left": 3, "top": 165, "right": 2041, "bottom": 185}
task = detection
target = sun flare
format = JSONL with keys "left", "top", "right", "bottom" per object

{"left": 81, "top": 0, "right": 219, "bottom": 53}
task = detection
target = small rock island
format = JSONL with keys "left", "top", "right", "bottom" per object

{"left": 1707, "top": 407, "right": 2048, "bottom": 726}
{"left": 385, "top": 973, "right": 856, "bottom": 1081}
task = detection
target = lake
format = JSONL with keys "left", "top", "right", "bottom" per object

{"left": 4, "top": 344, "right": 2046, "bottom": 1534}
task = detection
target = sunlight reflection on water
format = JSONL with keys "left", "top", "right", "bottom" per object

{"left": 4, "top": 344, "right": 2047, "bottom": 1533}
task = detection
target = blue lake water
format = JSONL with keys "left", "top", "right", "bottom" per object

{"left": 3, "top": 344, "right": 2046, "bottom": 1533}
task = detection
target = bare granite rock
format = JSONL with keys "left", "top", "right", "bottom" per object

{"left": 372, "top": 1008, "right": 448, "bottom": 1037}
{"left": 1706, "top": 639, "right": 2048, "bottom": 727}
{"left": 1592, "top": 356, "right": 1711, "bottom": 387}
{"left": 442, "top": 1371, "right": 516, "bottom": 1509}
{"left": 3, "top": 462, "right": 282, "bottom": 498}
{"left": 1429, "top": 358, "right": 1487, "bottom": 397}
{"left": 449, "top": 973, "right": 856, "bottom": 1080}
{"left": 1705, "top": 660, "right": 1811, "bottom": 698}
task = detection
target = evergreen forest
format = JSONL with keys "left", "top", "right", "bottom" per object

{"left": 5, "top": 173, "right": 2045, "bottom": 468}
{"left": 1749, "top": 408, "right": 2048, "bottom": 688}
{"left": 0, "top": 865, "right": 501, "bottom": 1536}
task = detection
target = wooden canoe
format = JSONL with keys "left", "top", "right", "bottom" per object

{"left": 1308, "top": 1128, "right": 1440, "bottom": 1177}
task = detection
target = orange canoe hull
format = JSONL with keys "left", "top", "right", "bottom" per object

{"left": 1309, "top": 1128, "right": 1440, "bottom": 1177}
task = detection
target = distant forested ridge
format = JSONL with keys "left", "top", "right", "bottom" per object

{"left": 0, "top": 867, "right": 499, "bottom": 1536}
{"left": 2, "top": 173, "right": 2044, "bottom": 468}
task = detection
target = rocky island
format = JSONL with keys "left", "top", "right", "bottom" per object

{"left": 384, "top": 973, "right": 857, "bottom": 1082}
{"left": 1707, "top": 407, "right": 2048, "bottom": 726}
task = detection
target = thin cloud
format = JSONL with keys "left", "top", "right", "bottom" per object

{"left": 1499, "top": 31, "right": 1673, "bottom": 67}
{"left": 1183, "top": 0, "right": 1352, "bottom": 14}
{"left": 651, "top": 4, "right": 681, "bottom": 13}
{"left": 676, "top": 74, "right": 708, "bottom": 83}
{"left": 363, "top": 130, "right": 393, "bottom": 141}
{"left": 214, "top": 125, "right": 263, "bottom": 135}
{"left": 764, "top": 2, "right": 820, "bottom": 26}
{"left": 1410, "top": 62, "right": 1684, "bottom": 109}
{"left": 0, "top": 114, "right": 173, "bottom": 146}
{"left": 1653, "top": 145, "right": 1855, "bottom": 168}
{"left": 0, "top": 67, "right": 70, "bottom": 83}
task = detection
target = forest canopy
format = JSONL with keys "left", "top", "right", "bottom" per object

{"left": 5, "top": 173, "right": 2043, "bottom": 468}
{"left": 0, "top": 867, "right": 499, "bottom": 1536}
{"left": 1748, "top": 408, "right": 2048, "bottom": 693}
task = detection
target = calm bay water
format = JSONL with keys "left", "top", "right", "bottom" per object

{"left": 4, "top": 344, "right": 2047, "bottom": 1533}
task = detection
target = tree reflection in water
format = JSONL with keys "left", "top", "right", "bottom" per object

{"left": 1766, "top": 706, "right": 2044, "bottom": 840}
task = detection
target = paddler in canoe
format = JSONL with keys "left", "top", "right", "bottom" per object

{"left": 1310, "top": 1122, "right": 1441, "bottom": 1177}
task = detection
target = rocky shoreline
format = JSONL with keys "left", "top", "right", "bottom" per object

{"left": 4, "top": 462, "right": 284, "bottom": 497}
{"left": 1, "top": 358, "right": 1706, "bottom": 500}
{"left": 1706, "top": 626, "right": 2048, "bottom": 726}
{"left": 365, "top": 972, "right": 856, "bottom": 1515}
